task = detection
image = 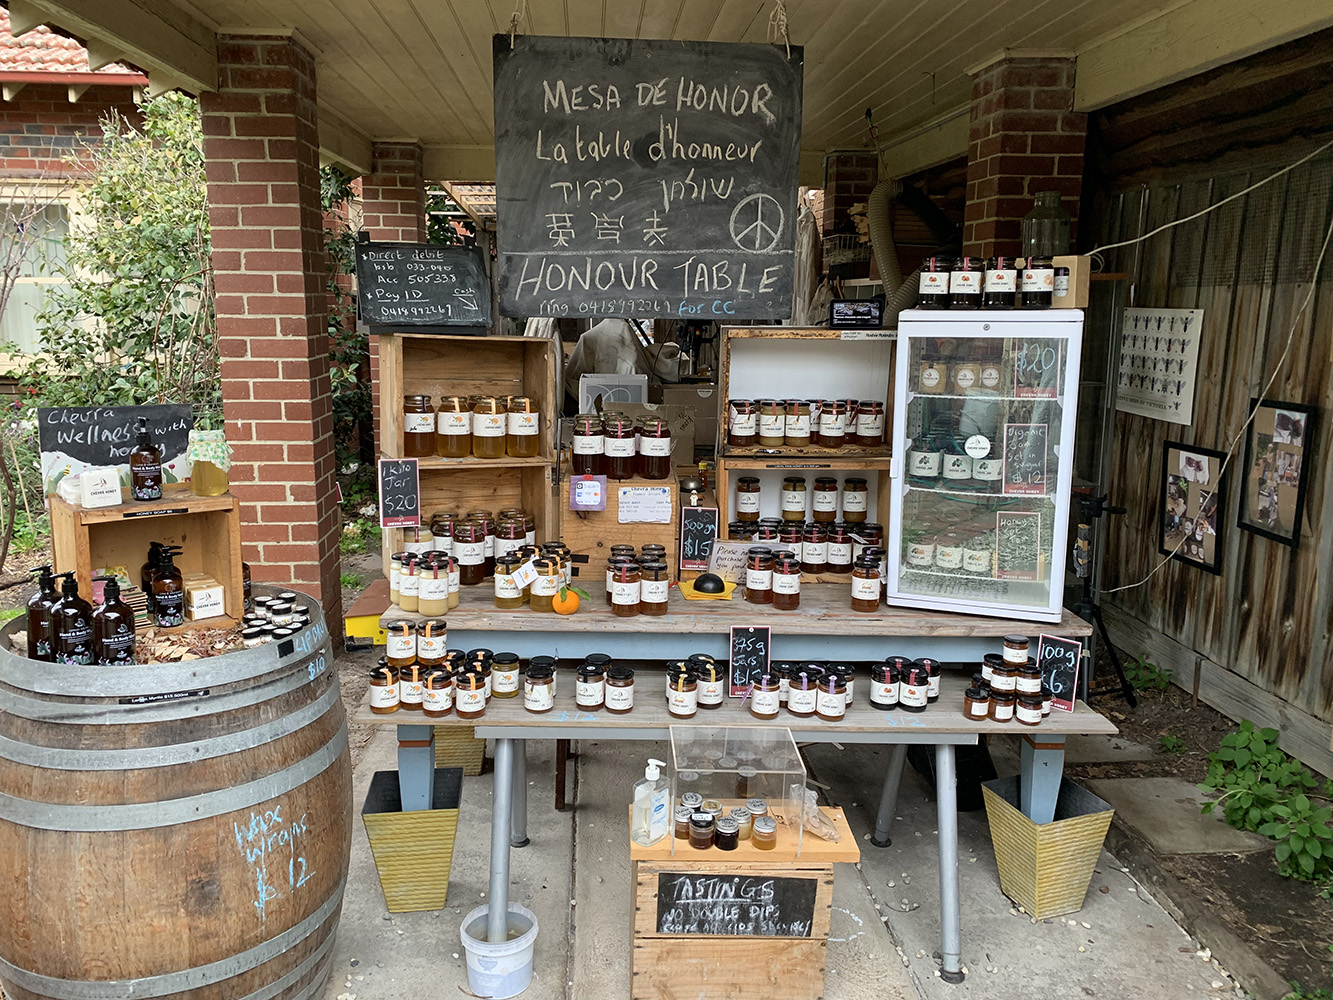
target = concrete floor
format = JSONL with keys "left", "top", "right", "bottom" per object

{"left": 322, "top": 730, "right": 1250, "bottom": 1000}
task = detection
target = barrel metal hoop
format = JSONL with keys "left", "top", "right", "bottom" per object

{"left": 0, "top": 879, "right": 344, "bottom": 1000}
{"left": 0, "top": 683, "right": 342, "bottom": 770}
{"left": 0, "top": 727, "right": 347, "bottom": 831}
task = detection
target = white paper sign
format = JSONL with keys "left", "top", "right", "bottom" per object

{"left": 618, "top": 486, "right": 673, "bottom": 524}
{"left": 1116, "top": 308, "right": 1203, "bottom": 426}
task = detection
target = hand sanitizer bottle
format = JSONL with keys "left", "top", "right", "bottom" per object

{"left": 631, "top": 758, "right": 670, "bottom": 846}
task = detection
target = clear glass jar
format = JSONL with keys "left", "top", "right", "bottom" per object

{"left": 674, "top": 806, "right": 693, "bottom": 840}
{"left": 637, "top": 417, "right": 672, "bottom": 480}
{"left": 494, "top": 553, "right": 523, "bottom": 610}
{"left": 735, "top": 476, "right": 761, "bottom": 522}
{"left": 606, "top": 663, "right": 635, "bottom": 713}
{"left": 812, "top": 477, "right": 839, "bottom": 523}
{"left": 989, "top": 689, "right": 1016, "bottom": 722}
{"left": 466, "top": 510, "right": 496, "bottom": 576}
{"left": 529, "top": 558, "right": 560, "bottom": 612}
{"left": 572, "top": 413, "right": 606, "bottom": 476}
{"left": 1021, "top": 190, "right": 1072, "bottom": 258}
{"left": 801, "top": 524, "right": 828, "bottom": 575}
{"left": 603, "top": 413, "right": 637, "bottom": 481}
{"left": 506, "top": 395, "right": 541, "bottom": 457}
{"left": 964, "top": 686, "right": 991, "bottom": 721}
{"left": 639, "top": 561, "right": 669, "bottom": 616}
{"left": 728, "top": 399, "right": 757, "bottom": 447}
{"left": 854, "top": 400, "right": 885, "bottom": 448}
{"left": 745, "top": 550, "right": 774, "bottom": 605}
{"left": 456, "top": 671, "right": 487, "bottom": 720}
{"left": 901, "top": 665, "right": 930, "bottom": 713}
{"left": 523, "top": 661, "right": 555, "bottom": 713}
{"left": 403, "top": 395, "right": 435, "bottom": 457}
{"left": 454, "top": 520, "right": 487, "bottom": 586}
{"left": 816, "top": 675, "right": 847, "bottom": 722}
{"left": 610, "top": 561, "right": 640, "bottom": 617}
{"left": 430, "top": 515, "right": 455, "bottom": 554}
{"left": 418, "top": 561, "right": 450, "bottom": 616}
{"left": 471, "top": 396, "right": 507, "bottom": 458}
{"left": 756, "top": 399, "right": 785, "bottom": 447}
{"left": 696, "top": 664, "right": 725, "bottom": 709}
{"left": 436, "top": 395, "right": 471, "bottom": 458}
{"left": 422, "top": 669, "right": 454, "bottom": 718}
{"left": 715, "top": 817, "right": 739, "bottom": 851}
{"left": 397, "top": 662, "right": 427, "bottom": 713}
{"left": 688, "top": 812, "right": 714, "bottom": 850}
{"left": 780, "top": 476, "right": 807, "bottom": 522}
{"left": 851, "top": 522, "right": 883, "bottom": 559}
{"left": 1016, "top": 694, "right": 1044, "bottom": 726}
{"left": 491, "top": 652, "right": 522, "bottom": 698}
{"left": 772, "top": 554, "right": 801, "bottom": 611}
{"left": 606, "top": 556, "right": 635, "bottom": 607}
{"left": 851, "top": 555, "right": 881, "bottom": 612}
{"left": 825, "top": 526, "right": 854, "bottom": 574}
{"left": 869, "top": 662, "right": 901, "bottom": 710}
{"left": 784, "top": 399, "right": 812, "bottom": 447}
{"left": 816, "top": 399, "right": 847, "bottom": 448}
{"left": 730, "top": 806, "right": 753, "bottom": 840}
{"left": 787, "top": 670, "right": 818, "bottom": 717}
{"left": 752, "top": 815, "right": 778, "bottom": 850}
{"left": 495, "top": 518, "right": 526, "bottom": 565}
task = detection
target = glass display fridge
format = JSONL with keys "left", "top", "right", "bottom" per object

{"left": 886, "top": 309, "right": 1084, "bottom": 622}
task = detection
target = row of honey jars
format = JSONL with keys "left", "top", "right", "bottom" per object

{"left": 402, "top": 394, "right": 542, "bottom": 459}
{"left": 571, "top": 413, "right": 672, "bottom": 480}
{"left": 917, "top": 255, "right": 1058, "bottom": 310}
{"left": 737, "top": 475, "right": 869, "bottom": 523}
{"left": 729, "top": 519, "right": 884, "bottom": 558}
{"left": 605, "top": 544, "right": 671, "bottom": 616}
{"left": 727, "top": 398, "right": 885, "bottom": 450}
{"left": 394, "top": 510, "right": 542, "bottom": 585}
{"left": 494, "top": 544, "right": 574, "bottom": 612}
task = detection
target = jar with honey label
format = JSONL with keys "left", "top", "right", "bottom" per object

{"left": 385, "top": 620, "right": 416, "bottom": 668}
{"left": 667, "top": 669, "right": 698, "bottom": 718}
{"left": 456, "top": 671, "right": 487, "bottom": 719}
{"left": 637, "top": 417, "right": 672, "bottom": 479}
{"left": 403, "top": 395, "right": 435, "bottom": 457}
{"left": 576, "top": 660, "right": 606, "bottom": 710}
{"left": 606, "top": 663, "right": 635, "bottom": 713}
{"left": 854, "top": 400, "right": 885, "bottom": 447}
{"left": 842, "top": 478, "right": 869, "bottom": 522}
{"left": 523, "top": 660, "right": 555, "bottom": 713}
{"left": 950, "top": 256, "right": 984, "bottom": 308}
{"left": 851, "top": 555, "right": 881, "bottom": 612}
{"left": 610, "top": 561, "right": 641, "bottom": 617}
{"left": 453, "top": 520, "right": 487, "bottom": 586}
{"left": 571, "top": 413, "right": 606, "bottom": 476}
{"left": 436, "top": 395, "right": 471, "bottom": 458}
{"left": 494, "top": 518, "right": 525, "bottom": 564}
{"left": 490, "top": 652, "right": 521, "bottom": 698}
{"left": 696, "top": 663, "right": 725, "bottom": 709}
{"left": 430, "top": 517, "right": 455, "bottom": 555}
{"left": 417, "top": 619, "right": 447, "bottom": 667}
{"left": 772, "top": 555, "right": 801, "bottom": 610}
{"left": 368, "top": 665, "right": 400, "bottom": 714}
{"left": 745, "top": 550, "right": 774, "bottom": 605}
{"left": 750, "top": 674, "right": 781, "bottom": 720}
{"left": 422, "top": 670, "right": 454, "bottom": 718}
{"left": 816, "top": 400, "right": 847, "bottom": 448}
{"left": 605, "top": 556, "right": 635, "bottom": 607}
{"left": 812, "top": 477, "right": 839, "bottom": 523}
{"left": 816, "top": 675, "right": 847, "bottom": 722}
{"left": 784, "top": 399, "right": 812, "bottom": 447}
{"left": 963, "top": 686, "right": 991, "bottom": 721}
{"left": 466, "top": 509, "right": 496, "bottom": 575}
{"left": 825, "top": 526, "right": 854, "bottom": 574}
{"left": 787, "top": 670, "right": 817, "bottom": 717}
{"left": 801, "top": 524, "right": 828, "bottom": 574}
{"left": 780, "top": 476, "right": 807, "bottom": 521}
{"left": 506, "top": 396, "right": 541, "bottom": 457}
{"left": 418, "top": 562, "right": 450, "bottom": 616}
{"left": 398, "top": 662, "right": 427, "bottom": 712}
{"left": 529, "top": 558, "right": 561, "bottom": 612}
{"left": 493, "top": 553, "right": 523, "bottom": 610}
{"left": 639, "top": 561, "right": 670, "bottom": 616}
{"left": 603, "top": 413, "right": 637, "bottom": 481}
{"left": 735, "top": 476, "right": 761, "bottom": 521}
{"left": 728, "top": 399, "right": 757, "bottom": 447}
{"left": 471, "top": 396, "right": 507, "bottom": 459}
{"left": 756, "top": 399, "right": 785, "bottom": 447}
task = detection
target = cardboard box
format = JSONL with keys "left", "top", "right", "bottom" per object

{"left": 186, "top": 580, "right": 225, "bottom": 619}
{"left": 1052, "top": 255, "right": 1090, "bottom": 309}
{"left": 659, "top": 385, "right": 719, "bottom": 451}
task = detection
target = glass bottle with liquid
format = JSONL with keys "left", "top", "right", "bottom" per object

{"left": 572, "top": 413, "right": 605, "bottom": 476}
{"left": 403, "top": 395, "right": 435, "bottom": 457}
{"left": 637, "top": 417, "right": 672, "bottom": 479}
{"left": 471, "top": 396, "right": 507, "bottom": 458}
{"left": 506, "top": 396, "right": 541, "bottom": 457}
{"left": 436, "top": 395, "right": 472, "bottom": 457}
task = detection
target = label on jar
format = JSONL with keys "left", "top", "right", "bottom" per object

{"left": 576, "top": 679, "right": 605, "bottom": 707}
{"left": 736, "top": 492, "right": 761, "bottom": 514}
{"left": 751, "top": 689, "right": 781, "bottom": 715}
{"left": 992, "top": 672, "right": 1018, "bottom": 692}
{"left": 401, "top": 677, "right": 425, "bottom": 705}
{"left": 639, "top": 436, "right": 671, "bottom": 456}
{"left": 369, "top": 683, "right": 400, "bottom": 709}
{"left": 729, "top": 409, "right": 757, "bottom": 434}
{"left": 573, "top": 433, "right": 604, "bottom": 454}
{"left": 974, "top": 457, "right": 1003, "bottom": 481}
{"left": 449, "top": 566, "right": 461, "bottom": 592}
{"left": 1003, "top": 644, "right": 1028, "bottom": 664}
{"left": 965, "top": 434, "right": 991, "bottom": 459}
{"left": 980, "top": 364, "right": 1002, "bottom": 388}
{"left": 507, "top": 411, "right": 539, "bottom": 435}
{"left": 785, "top": 413, "right": 811, "bottom": 435}
{"left": 493, "top": 668, "right": 521, "bottom": 694}
{"left": 901, "top": 681, "right": 929, "bottom": 708}
{"left": 431, "top": 534, "right": 453, "bottom": 555}
{"left": 420, "top": 576, "right": 449, "bottom": 601}
{"left": 484, "top": 534, "right": 495, "bottom": 558}
{"left": 907, "top": 543, "right": 934, "bottom": 567}
{"left": 813, "top": 490, "right": 838, "bottom": 513}
{"left": 788, "top": 686, "right": 817, "bottom": 714}
{"left": 982, "top": 662, "right": 994, "bottom": 682}
{"left": 802, "top": 540, "right": 828, "bottom": 563}
{"left": 953, "top": 366, "right": 978, "bottom": 391}
{"left": 522, "top": 681, "right": 553, "bottom": 712}
{"left": 855, "top": 411, "right": 884, "bottom": 436}
{"left": 984, "top": 269, "right": 1017, "bottom": 293}
{"left": 781, "top": 489, "right": 806, "bottom": 512}
{"left": 606, "top": 684, "right": 635, "bottom": 711}
{"left": 667, "top": 687, "right": 697, "bottom": 715}
{"left": 1054, "top": 271, "right": 1070, "bottom": 296}
{"left": 495, "top": 537, "right": 524, "bottom": 560}
{"left": 870, "top": 681, "right": 899, "bottom": 706}
{"left": 474, "top": 412, "right": 505, "bottom": 437}
{"left": 963, "top": 548, "right": 993, "bottom": 574}
{"left": 1021, "top": 267, "right": 1055, "bottom": 292}
{"left": 919, "top": 365, "right": 944, "bottom": 391}
{"left": 909, "top": 450, "right": 942, "bottom": 476}
{"left": 918, "top": 271, "right": 947, "bottom": 295}
{"left": 531, "top": 574, "right": 561, "bottom": 597}
{"left": 386, "top": 633, "right": 415, "bottom": 660}
{"left": 758, "top": 413, "right": 784, "bottom": 437}
{"left": 425, "top": 684, "right": 454, "bottom": 713}
{"left": 633, "top": 575, "right": 665, "bottom": 604}
{"left": 612, "top": 580, "right": 641, "bottom": 605}
{"left": 1016, "top": 702, "right": 1043, "bottom": 724}
{"left": 455, "top": 540, "right": 485, "bottom": 566}
{"left": 942, "top": 454, "right": 973, "bottom": 480}
{"left": 773, "top": 572, "right": 800, "bottom": 595}
{"left": 950, "top": 270, "right": 980, "bottom": 294}
{"left": 851, "top": 575, "right": 881, "bottom": 601}
{"left": 404, "top": 412, "right": 434, "bottom": 434}
{"left": 819, "top": 411, "right": 846, "bottom": 435}
{"left": 458, "top": 686, "right": 487, "bottom": 713}
{"left": 604, "top": 436, "right": 636, "bottom": 457}
{"left": 842, "top": 490, "right": 868, "bottom": 513}
{"left": 419, "top": 633, "right": 447, "bottom": 658}
{"left": 398, "top": 573, "right": 420, "bottom": 597}
{"left": 494, "top": 573, "right": 521, "bottom": 599}
{"left": 969, "top": 698, "right": 989, "bottom": 718}
{"left": 746, "top": 568, "right": 773, "bottom": 591}
{"left": 390, "top": 563, "right": 401, "bottom": 593}
{"left": 816, "top": 689, "right": 846, "bottom": 717}
{"left": 1017, "top": 675, "right": 1042, "bottom": 695}
{"left": 439, "top": 411, "right": 471, "bottom": 435}
{"left": 697, "top": 678, "right": 724, "bottom": 705}
{"left": 927, "top": 673, "right": 941, "bottom": 699}
{"left": 827, "top": 541, "right": 853, "bottom": 566}
{"left": 992, "top": 700, "right": 1015, "bottom": 722}
{"left": 935, "top": 545, "right": 963, "bottom": 570}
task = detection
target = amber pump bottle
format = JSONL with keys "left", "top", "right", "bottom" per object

{"left": 92, "top": 575, "right": 136, "bottom": 665}
{"left": 152, "top": 547, "right": 185, "bottom": 628}
{"left": 51, "top": 572, "right": 94, "bottom": 665}
{"left": 26, "top": 564, "right": 57, "bottom": 661}
{"left": 130, "top": 415, "right": 163, "bottom": 501}
{"left": 141, "top": 541, "right": 164, "bottom": 615}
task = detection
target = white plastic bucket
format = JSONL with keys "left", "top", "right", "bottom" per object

{"left": 459, "top": 902, "right": 539, "bottom": 999}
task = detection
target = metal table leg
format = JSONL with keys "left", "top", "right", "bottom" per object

{"left": 1020, "top": 734, "right": 1066, "bottom": 824}
{"left": 871, "top": 744, "right": 909, "bottom": 847}
{"left": 488, "top": 737, "right": 515, "bottom": 943}
{"left": 396, "top": 724, "right": 436, "bottom": 812}
{"left": 935, "top": 744, "right": 964, "bottom": 984}
{"left": 511, "top": 738, "right": 530, "bottom": 848}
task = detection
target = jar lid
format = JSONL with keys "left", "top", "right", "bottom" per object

{"left": 525, "top": 661, "right": 554, "bottom": 680}
{"left": 716, "top": 818, "right": 739, "bottom": 835}
{"left": 640, "top": 560, "right": 668, "bottom": 573}
{"left": 1004, "top": 634, "right": 1029, "bottom": 644}
{"left": 1018, "top": 694, "right": 1044, "bottom": 707}
{"left": 906, "top": 665, "right": 930, "bottom": 684}
{"left": 983, "top": 652, "right": 1005, "bottom": 667}
{"left": 965, "top": 686, "right": 988, "bottom": 700}
{"left": 972, "top": 672, "right": 987, "bottom": 687}
{"left": 424, "top": 669, "right": 453, "bottom": 687}
{"left": 730, "top": 806, "right": 751, "bottom": 820}
{"left": 529, "top": 654, "right": 558, "bottom": 671}
{"left": 689, "top": 812, "right": 715, "bottom": 829}
{"left": 1040, "top": 685, "right": 1053, "bottom": 698}
{"left": 680, "top": 791, "right": 703, "bottom": 806}
{"left": 241, "top": 627, "right": 265, "bottom": 638}
{"left": 922, "top": 255, "right": 951, "bottom": 270}
{"left": 737, "top": 766, "right": 758, "bottom": 779}
{"left": 871, "top": 662, "right": 900, "bottom": 682}
{"left": 986, "top": 256, "right": 1017, "bottom": 269}
{"left": 1020, "top": 662, "right": 1043, "bottom": 675}
{"left": 577, "top": 661, "right": 605, "bottom": 679}
{"left": 992, "top": 689, "right": 1017, "bottom": 701}
{"left": 914, "top": 657, "right": 940, "bottom": 674}
{"left": 745, "top": 798, "right": 768, "bottom": 814}
{"left": 492, "top": 651, "right": 520, "bottom": 666}
{"left": 467, "top": 648, "right": 494, "bottom": 661}
{"left": 403, "top": 394, "right": 431, "bottom": 403}
{"left": 753, "top": 816, "right": 778, "bottom": 834}
{"left": 386, "top": 619, "right": 417, "bottom": 635}
{"left": 738, "top": 476, "right": 760, "bottom": 485}
{"left": 814, "top": 477, "right": 838, "bottom": 487}
{"left": 370, "top": 665, "right": 399, "bottom": 680}
{"left": 844, "top": 477, "right": 868, "bottom": 487}
{"left": 674, "top": 806, "right": 694, "bottom": 821}
{"left": 782, "top": 476, "right": 806, "bottom": 485}
{"left": 608, "top": 664, "right": 634, "bottom": 680}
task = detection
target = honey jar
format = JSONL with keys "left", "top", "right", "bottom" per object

{"left": 436, "top": 395, "right": 471, "bottom": 458}
{"left": 368, "top": 664, "right": 400, "bottom": 714}
{"left": 812, "top": 477, "right": 839, "bottom": 523}
{"left": 784, "top": 399, "right": 812, "bottom": 447}
{"left": 728, "top": 399, "right": 757, "bottom": 447}
{"left": 816, "top": 399, "right": 847, "bottom": 448}
{"left": 745, "top": 550, "right": 774, "bottom": 605}
{"left": 403, "top": 395, "right": 435, "bottom": 457}
{"left": 422, "top": 669, "right": 454, "bottom": 718}
{"left": 637, "top": 417, "right": 672, "bottom": 480}
{"left": 735, "top": 476, "right": 761, "bottom": 521}
{"left": 471, "top": 396, "right": 507, "bottom": 459}
{"left": 756, "top": 399, "right": 785, "bottom": 447}
{"left": 780, "top": 476, "right": 807, "bottom": 521}
{"left": 572, "top": 413, "right": 605, "bottom": 476}
{"left": 854, "top": 400, "right": 885, "bottom": 448}
{"left": 506, "top": 395, "right": 540, "bottom": 458}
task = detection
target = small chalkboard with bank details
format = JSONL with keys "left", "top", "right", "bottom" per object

{"left": 1037, "top": 634, "right": 1082, "bottom": 712}
{"left": 354, "top": 238, "right": 491, "bottom": 331}
{"left": 377, "top": 458, "right": 420, "bottom": 528}
{"left": 679, "top": 506, "right": 718, "bottom": 571}
{"left": 729, "top": 624, "right": 771, "bottom": 697}
{"left": 654, "top": 871, "right": 817, "bottom": 937}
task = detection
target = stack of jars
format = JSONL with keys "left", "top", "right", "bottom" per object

{"left": 604, "top": 543, "right": 672, "bottom": 617}
{"left": 863, "top": 654, "right": 941, "bottom": 713}
{"left": 967, "top": 636, "right": 1053, "bottom": 725}
{"left": 401, "top": 393, "right": 544, "bottom": 459}
{"left": 726, "top": 399, "right": 886, "bottom": 450}
{"left": 368, "top": 627, "right": 507, "bottom": 722}
{"left": 662, "top": 653, "right": 728, "bottom": 718}
{"left": 521, "top": 652, "right": 637, "bottom": 715}
{"left": 389, "top": 550, "right": 459, "bottom": 612}
{"left": 734, "top": 474, "right": 871, "bottom": 524}
{"left": 916, "top": 255, "right": 1060, "bottom": 310}
{"left": 570, "top": 412, "right": 673, "bottom": 480}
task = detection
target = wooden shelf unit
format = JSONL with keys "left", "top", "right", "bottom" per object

{"left": 558, "top": 467, "right": 681, "bottom": 581}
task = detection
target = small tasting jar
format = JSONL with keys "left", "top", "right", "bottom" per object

{"left": 854, "top": 400, "right": 886, "bottom": 448}
{"left": 816, "top": 399, "right": 848, "bottom": 448}
{"left": 735, "top": 767, "right": 757, "bottom": 798}
{"left": 493, "top": 553, "right": 524, "bottom": 610}
{"left": 984, "top": 255, "right": 1019, "bottom": 308}
{"left": 680, "top": 792, "right": 704, "bottom": 812}
{"left": 784, "top": 399, "right": 812, "bottom": 447}
{"left": 674, "top": 806, "right": 694, "bottom": 840}
{"left": 1016, "top": 694, "right": 1044, "bottom": 726}
{"left": 397, "top": 554, "right": 420, "bottom": 612}
{"left": 422, "top": 670, "right": 454, "bottom": 719}
{"left": 990, "top": 661, "right": 1018, "bottom": 694}
{"left": 735, "top": 476, "right": 762, "bottom": 522}
{"left": 780, "top": 476, "right": 808, "bottom": 521}
{"left": 756, "top": 399, "right": 786, "bottom": 447}
{"left": 750, "top": 674, "right": 782, "bottom": 720}
{"left": 416, "top": 619, "right": 447, "bottom": 668}
{"left": 576, "top": 660, "right": 606, "bottom": 710}
{"left": 802, "top": 524, "right": 829, "bottom": 574}
{"left": 491, "top": 651, "right": 522, "bottom": 698}
{"left": 915, "top": 657, "right": 942, "bottom": 702}
{"left": 918, "top": 255, "right": 952, "bottom": 308}
{"left": 470, "top": 395, "right": 507, "bottom": 459}
{"left": 638, "top": 561, "right": 670, "bottom": 616}
{"left": 1003, "top": 634, "right": 1030, "bottom": 664}
{"left": 817, "top": 674, "right": 847, "bottom": 722}
{"left": 667, "top": 670, "right": 698, "bottom": 719}
{"left": 606, "top": 664, "right": 635, "bottom": 713}
{"left": 455, "top": 671, "right": 487, "bottom": 720}
{"left": 746, "top": 798, "right": 769, "bottom": 820}
{"left": 869, "top": 662, "right": 901, "bottom": 710}
{"left": 982, "top": 652, "right": 1004, "bottom": 683}
{"left": 730, "top": 806, "right": 753, "bottom": 840}
{"left": 402, "top": 395, "right": 435, "bottom": 457}
{"left": 610, "top": 561, "right": 641, "bottom": 618}
{"left": 637, "top": 416, "right": 672, "bottom": 479}
{"left": 812, "top": 477, "right": 840, "bottom": 523}
{"left": 826, "top": 526, "right": 854, "bottom": 574}
{"left": 728, "top": 399, "right": 757, "bottom": 447}
{"left": 523, "top": 660, "right": 556, "bottom": 713}
{"left": 368, "top": 665, "right": 400, "bottom": 714}
{"left": 571, "top": 413, "right": 606, "bottom": 476}
{"left": 786, "top": 671, "right": 817, "bottom": 718}
{"left": 772, "top": 555, "right": 802, "bottom": 611}
{"left": 745, "top": 550, "right": 774, "bottom": 605}
{"left": 715, "top": 817, "right": 739, "bottom": 852}
{"left": 505, "top": 395, "right": 540, "bottom": 458}
{"left": 701, "top": 799, "right": 724, "bottom": 822}
{"left": 436, "top": 395, "right": 471, "bottom": 458}
{"left": 850, "top": 555, "right": 881, "bottom": 612}
{"left": 696, "top": 663, "right": 726, "bottom": 710}
{"left": 602, "top": 413, "right": 637, "bottom": 481}
{"left": 418, "top": 561, "right": 450, "bottom": 616}
{"left": 453, "top": 521, "right": 487, "bottom": 586}
{"left": 688, "top": 813, "right": 715, "bottom": 851}
{"left": 384, "top": 620, "right": 416, "bottom": 668}
{"left": 964, "top": 686, "right": 991, "bottom": 721}
{"left": 752, "top": 816, "right": 778, "bottom": 851}
{"left": 1017, "top": 660, "right": 1043, "bottom": 696}
{"left": 1040, "top": 686, "right": 1053, "bottom": 716}
{"left": 989, "top": 690, "right": 1017, "bottom": 723}
{"left": 398, "top": 662, "right": 427, "bottom": 713}
{"left": 900, "top": 665, "right": 930, "bottom": 713}
{"left": 528, "top": 558, "right": 561, "bottom": 613}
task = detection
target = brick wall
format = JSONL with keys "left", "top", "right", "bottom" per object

{"left": 200, "top": 34, "right": 343, "bottom": 623}
{"left": 821, "top": 150, "right": 879, "bottom": 235}
{"left": 963, "top": 56, "right": 1086, "bottom": 258}
{"left": 0, "top": 83, "right": 140, "bottom": 177}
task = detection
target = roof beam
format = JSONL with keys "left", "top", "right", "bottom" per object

{"left": 1, "top": 83, "right": 25, "bottom": 102}
{"left": 1075, "top": 0, "right": 1333, "bottom": 111}
{"left": 6, "top": 0, "right": 47, "bottom": 36}
{"left": 318, "top": 111, "right": 373, "bottom": 178}
{"left": 14, "top": 0, "right": 217, "bottom": 95}
{"left": 876, "top": 105, "right": 970, "bottom": 180}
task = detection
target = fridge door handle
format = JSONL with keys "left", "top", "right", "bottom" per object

{"left": 890, "top": 453, "right": 902, "bottom": 480}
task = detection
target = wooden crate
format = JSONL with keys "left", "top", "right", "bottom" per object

{"left": 50, "top": 487, "right": 244, "bottom": 624}
{"left": 559, "top": 471, "right": 680, "bottom": 582}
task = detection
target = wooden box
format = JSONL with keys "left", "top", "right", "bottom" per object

{"left": 50, "top": 488, "right": 244, "bottom": 624}
{"left": 559, "top": 472, "right": 680, "bottom": 582}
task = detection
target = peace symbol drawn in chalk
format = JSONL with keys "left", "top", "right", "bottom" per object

{"left": 729, "top": 193, "right": 784, "bottom": 252}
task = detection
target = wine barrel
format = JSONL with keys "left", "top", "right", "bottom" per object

{"left": 0, "top": 591, "right": 351, "bottom": 1000}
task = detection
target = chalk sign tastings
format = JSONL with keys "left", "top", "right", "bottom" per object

{"left": 729, "top": 624, "right": 771, "bottom": 697}
{"left": 354, "top": 240, "right": 491, "bottom": 330}
{"left": 655, "top": 872, "right": 817, "bottom": 937}
{"left": 378, "top": 458, "right": 420, "bottom": 528}
{"left": 679, "top": 506, "right": 718, "bottom": 571}
{"left": 1036, "top": 634, "right": 1081, "bottom": 712}
{"left": 1002, "top": 422, "right": 1048, "bottom": 496}
{"left": 37, "top": 404, "right": 193, "bottom": 495}
{"left": 492, "top": 34, "right": 804, "bottom": 320}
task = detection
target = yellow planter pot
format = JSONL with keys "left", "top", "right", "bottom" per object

{"left": 362, "top": 767, "right": 462, "bottom": 913}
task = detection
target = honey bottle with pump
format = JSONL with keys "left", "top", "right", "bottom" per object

{"left": 152, "top": 547, "right": 185, "bottom": 628}
{"left": 130, "top": 415, "right": 163, "bottom": 501}
{"left": 26, "top": 564, "right": 57, "bottom": 661}
{"left": 51, "top": 572, "right": 94, "bottom": 665}
{"left": 92, "top": 575, "right": 136, "bottom": 665}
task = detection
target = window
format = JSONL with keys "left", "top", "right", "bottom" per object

{"left": 0, "top": 201, "right": 70, "bottom": 355}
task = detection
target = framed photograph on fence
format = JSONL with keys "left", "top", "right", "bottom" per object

{"left": 1159, "top": 441, "right": 1226, "bottom": 574}
{"left": 1238, "top": 399, "right": 1315, "bottom": 547}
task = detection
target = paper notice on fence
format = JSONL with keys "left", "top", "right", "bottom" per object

{"left": 1115, "top": 308, "right": 1203, "bottom": 426}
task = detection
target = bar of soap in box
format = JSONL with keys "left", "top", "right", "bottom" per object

{"left": 185, "top": 578, "right": 225, "bottom": 620}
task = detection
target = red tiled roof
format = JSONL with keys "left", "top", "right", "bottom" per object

{"left": 0, "top": 9, "right": 137, "bottom": 74}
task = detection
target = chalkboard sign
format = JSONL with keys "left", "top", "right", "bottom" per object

{"left": 492, "top": 35, "right": 804, "bottom": 320}
{"left": 729, "top": 624, "right": 771, "bottom": 697}
{"left": 354, "top": 240, "right": 491, "bottom": 330}
{"left": 37, "top": 404, "right": 193, "bottom": 495}
{"left": 655, "top": 872, "right": 816, "bottom": 937}
{"left": 995, "top": 511, "right": 1041, "bottom": 582}
{"left": 1002, "top": 422, "right": 1048, "bottom": 496}
{"left": 378, "top": 458, "right": 420, "bottom": 528}
{"left": 1037, "top": 634, "right": 1081, "bottom": 712}
{"left": 1014, "top": 339, "right": 1062, "bottom": 398}
{"left": 679, "top": 506, "right": 718, "bottom": 571}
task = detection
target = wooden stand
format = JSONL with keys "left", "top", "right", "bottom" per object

{"left": 560, "top": 472, "right": 680, "bottom": 581}
{"left": 50, "top": 487, "right": 244, "bottom": 623}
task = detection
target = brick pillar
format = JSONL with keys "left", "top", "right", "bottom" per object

{"left": 963, "top": 55, "right": 1087, "bottom": 258}
{"left": 361, "top": 141, "right": 426, "bottom": 453}
{"left": 201, "top": 34, "right": 343, "bottom": 624}
{"left": 821, "top": 150, "right": 878, "bottom": 235}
